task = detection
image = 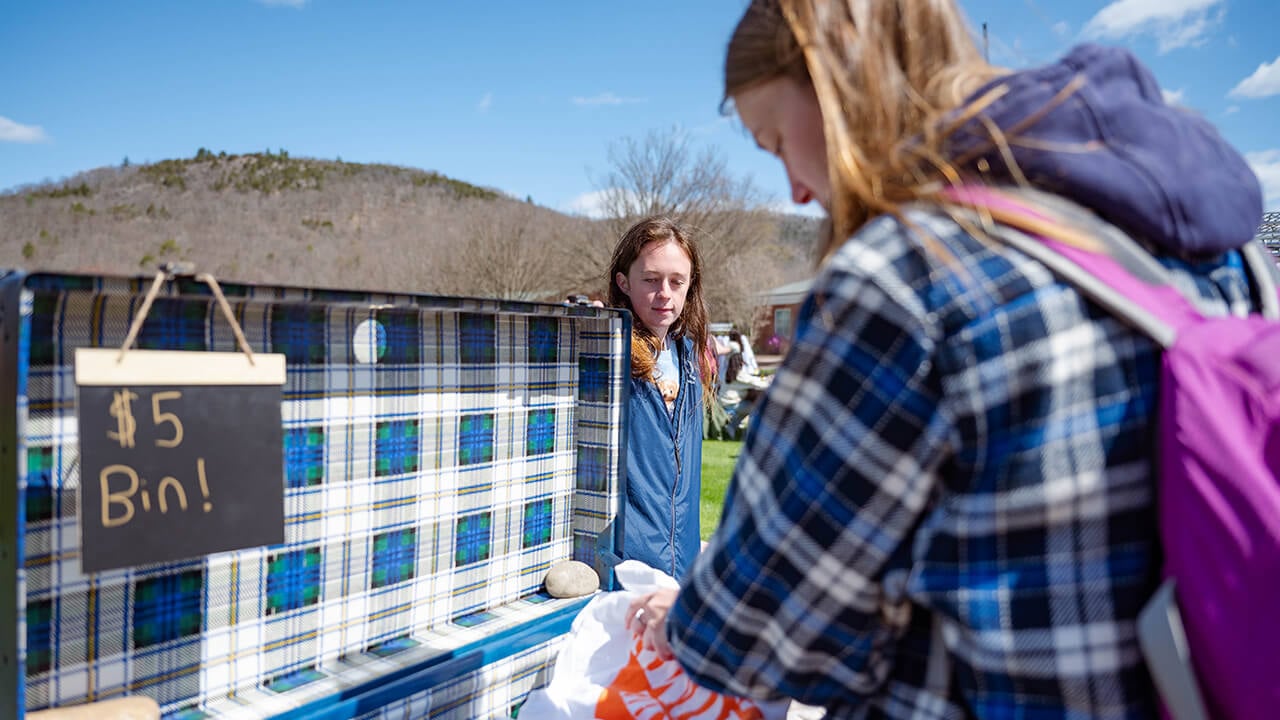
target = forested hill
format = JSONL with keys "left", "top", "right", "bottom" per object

{"left": 0, "top": 148, "right": 819, "bottom": 326}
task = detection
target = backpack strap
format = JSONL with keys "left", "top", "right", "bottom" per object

{"left": 944, "top": 185, "right": 1276, "bottom": 348}
{"left": 1241, "top": 241, "right": 1280, "bottom": 319}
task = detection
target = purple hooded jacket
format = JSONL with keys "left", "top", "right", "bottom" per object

{"left": 949, "top": 43, "right": 1263, "bottom": 257}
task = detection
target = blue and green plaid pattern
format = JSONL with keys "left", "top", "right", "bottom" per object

{"left": 458, "top": 313, "right": 496, "bottom": 364}
{"left": 526, "top": 409, "right": 555, "bottom": 456}
{"left": 25, "top": 446, "right": 54, "bottom": 523}
{"left": 369, "top": 529, "right": 416, "bottom": 589}
{"left": 454, "top": 513, "right": 492, "bottom": 567}
{"left": 24, "top": 600, "right": 52, "bottom": 676}
{"left": 521, "top": 499, "right": 553, "bottom": 549}
{"left": 266, "top": 548, "right": 322, "bottom": 614}
{"left": 457, "top": 414, "right": 495, "bottom": 467}
{"left": 527, "top": 316, "right": 559, "bottom": 364}
{"left": 269, "top": 305, "right": 327, "bottom": 365}
{"left": 374, "top": 420, "right": 419, "bottom": 477}
{"left": 375, "top": 309, "right": 420, "bottom": 365}
{"left": 284, "top": 427, "right": 325, "bottom": 488}
{"left": 133, "top": 570, "right": 205, "bottom": 648}
{"left": 136, "top": 298, "right": 210, "bottom": 352}
{"left": 11, "top": 274, "right": 629, "bottom": 718}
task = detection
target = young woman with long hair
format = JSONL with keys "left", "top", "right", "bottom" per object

{"left": 627, "top": 1, "right": 1267, "bottom": 717}
{"left": 608, "top": 215, "right": 714, "bottom": 580}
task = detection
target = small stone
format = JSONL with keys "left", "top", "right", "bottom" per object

{"left": 544, "top": 560, "right": 600, "bottom": 598}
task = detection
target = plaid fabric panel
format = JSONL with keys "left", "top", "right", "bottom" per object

{"left": 571, "top": 321, "right": 626, "bottom": 568}
{"left": 15, "top": 278, "right": 627, "bottom": 719}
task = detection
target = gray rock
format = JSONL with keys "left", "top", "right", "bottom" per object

{"left": 544, "top": 560, "right": 600, "bottom": 598}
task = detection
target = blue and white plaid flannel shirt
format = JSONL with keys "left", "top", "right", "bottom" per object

{"left": 667, "top": 204, "right": 1259, "bottom": 719}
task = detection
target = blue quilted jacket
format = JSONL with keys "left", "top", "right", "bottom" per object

{"left": 620, "top": 335, "right": 703, "bottom": 580}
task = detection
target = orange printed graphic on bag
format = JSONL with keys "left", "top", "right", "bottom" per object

{"left": 595, "top": 633, "right": 764, "bottom": 720}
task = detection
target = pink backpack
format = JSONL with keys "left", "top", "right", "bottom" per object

{"left": 946, "top": 186, "right": 1280, "bottom": 720}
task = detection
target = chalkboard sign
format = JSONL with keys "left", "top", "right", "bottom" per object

{"left": 75, "top": 348, "right": 287, "bottom": 573}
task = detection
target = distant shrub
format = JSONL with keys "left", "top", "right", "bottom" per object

{"left": 30, "top": 182, "right": 92, "bottom": 200}
{"left": 408, "top": 170, "right": 498, "bottom": 200}
{"left": 217, "top": 150, "right": 325, "bottom": 193}
{"left": 139, "top": 159, "right": 188, "bottom": 191}
{"left": 22, "top": 242, "right": 34, "bottom": 259}
{"left": 110, "top": 204, "right": 140, "bottom": 220}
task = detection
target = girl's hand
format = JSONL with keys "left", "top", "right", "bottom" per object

{"left": 626, "top": 589, "right": 678, "bottom": 659}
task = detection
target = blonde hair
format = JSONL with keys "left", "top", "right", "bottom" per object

{"left": 724, "top": 0, "right": 1011, "bottom": 261}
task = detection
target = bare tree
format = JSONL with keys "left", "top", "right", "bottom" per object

{"left": 431, "top": 202, "right": 568, "bottom": 300}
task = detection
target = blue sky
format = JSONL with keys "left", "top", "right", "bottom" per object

{"left": 2, "top": 0, "right": 1278, "bottom": 215}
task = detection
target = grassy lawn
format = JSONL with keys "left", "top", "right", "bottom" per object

{"left": 700, "top": 438, "right": 742, "bottom": 540}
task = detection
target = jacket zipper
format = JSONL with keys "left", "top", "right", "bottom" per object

{"left": 671, "top": 380, "right": 681, "bottom": 576}
{"left": 670, "top": 345, "right": 691, "bottom": 573}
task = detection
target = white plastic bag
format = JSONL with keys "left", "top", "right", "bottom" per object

{"left": 519, "top": 561, "right": 787, "bottom": 720}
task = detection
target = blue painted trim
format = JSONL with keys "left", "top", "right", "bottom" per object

{"left": 2, "top": 271, "right": 27, "bottom": 719}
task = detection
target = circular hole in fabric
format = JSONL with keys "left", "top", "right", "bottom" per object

{"left": 352, "top": 318, "right": 387, "bottom": 364}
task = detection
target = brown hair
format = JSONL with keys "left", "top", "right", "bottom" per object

{"left": 607, "top": 216, "right": 715, "bottom": 404}
{"left": 724, "top": 0, "right": 1009, "bottom": 261}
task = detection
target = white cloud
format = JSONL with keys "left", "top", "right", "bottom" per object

{"left": 572, "top": 92, "right": 646, "bottom": 106}
{"left": 1161, "top": 88, "right": 1186, "bottom": 105}
{"left": 1229, "top": 54, "right": 1280, "bottom": 99}
{"left": 0, "top": 116, "right": 49, "bottom": 143}
{"left": 563, "top": 189, "right": 612, "bottom": 219}
{"left": 477, "top": 92, "right": 493, "bottom": 113}
{"left": 1083, "top": 0, "right": 1224, "bottom": 53}
{"left": 1224, "top": 105, "right": 1240, "bottom": 115}
{"left": 258, "top": 0, "right": 307, "bottom": 7}
{"left": 1051, "top": 21, "right": 1071, "bottom": 38}
{"left": 1248, "top": 150, "right": 1280, "bottom": 211}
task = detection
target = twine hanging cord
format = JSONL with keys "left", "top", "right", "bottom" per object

{"left": 116, "top": 270, "right": 256, "bottom": 366}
